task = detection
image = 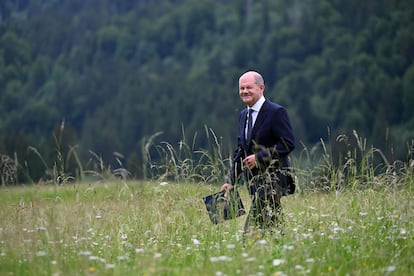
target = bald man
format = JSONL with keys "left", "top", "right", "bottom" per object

{"left": 221, "top": 71, "right": 296, "bottom": 233}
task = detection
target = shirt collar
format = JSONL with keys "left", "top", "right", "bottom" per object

{"left": 249, "top": 96, "right": 265, "bottom": 112}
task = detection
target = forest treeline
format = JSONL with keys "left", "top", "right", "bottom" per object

{"left": 0, "top": 0, "right": 413, "bottom": 183}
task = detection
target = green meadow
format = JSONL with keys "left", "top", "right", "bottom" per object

{"left": 1, "top": 131, "right": 414, "bottom": 275}
{"left": 1, "top": 180, "right": 413, "bottom": 275}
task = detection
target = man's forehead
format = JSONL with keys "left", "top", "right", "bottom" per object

{"left": 239, "top": 75, "right": 255, "bottom": 85}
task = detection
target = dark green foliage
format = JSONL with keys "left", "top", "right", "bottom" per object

{"left": 0, "top": 0, "right": 413, "bottom": 183}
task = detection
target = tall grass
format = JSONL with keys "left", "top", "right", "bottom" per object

{"left": 0, "top": 181, "right": 413, "bottom": 275}
{"left": 293, "top": 130, "right": 413, "bottom": 193}
{"left": 145, "top": 126, "right": 229, "bottom": 184}
{"left": 0, "top": 152, "right": 18, "bottom": 186}
{"left": 0, "top": 130, "right": 413, "bottom": 274}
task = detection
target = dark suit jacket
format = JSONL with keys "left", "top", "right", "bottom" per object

{"left": 228, "top": 99, "right": 295, "bottom": 195}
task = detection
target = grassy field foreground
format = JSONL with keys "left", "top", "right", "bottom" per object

{"left": 0, "top": 181, "right": 413, "bottom": 275}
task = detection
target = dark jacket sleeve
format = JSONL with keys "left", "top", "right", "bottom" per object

{"left": 255, "top": 106, "right": 295, "bottom": 168}
{"left": 225, "top": 112, "right": 246, "bottom": 185}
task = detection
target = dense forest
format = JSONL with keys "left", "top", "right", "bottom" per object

{"left": 0, "top": 0, "right": 413, "bottom": 183}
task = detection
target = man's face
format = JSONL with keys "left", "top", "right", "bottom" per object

{"left": 239, "top": 74, "right": 264, "bottom": 107}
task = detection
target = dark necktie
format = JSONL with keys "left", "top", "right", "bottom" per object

{"left": 246, "top": 108, "right": 254, "bottom": 144}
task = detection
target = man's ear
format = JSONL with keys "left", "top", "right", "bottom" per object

{"left": 260, "top": 84, "right": 265, "bottom": 92}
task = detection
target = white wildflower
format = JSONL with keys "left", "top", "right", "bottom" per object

{"left": 306, "top": 258, "right": 315, "bottom": 263}
{"left": 78, "top": 251, "right": 92, "bottom": 256}
{"left": 36, "top": 251, "right": 47, "bottom": 257}
{"left": 117, "top": 255, "right": 128, "bottom": 261}
{"left": 332, "top": 226, "right": 345, "bottom": 233}
{"left": 192, "top": 238, "right": 201, "bottom": 245}
{"left": 385, "top": 266, "right": 396, "bottom": 272}
{"left": 273, "top": 259, "right": 285, "bottom": 266}
{"left": 210, "top": 256, "right": 232, "bottom": 262}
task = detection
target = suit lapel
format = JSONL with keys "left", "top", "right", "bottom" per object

{"left": 250, "top": 100, "right": 268, "bottom": 141}
{"left": 241, "top": 109, "right": 248, "bottom": 149}
{"left": 241, "top": 100, "right": 269, "bottom": 150}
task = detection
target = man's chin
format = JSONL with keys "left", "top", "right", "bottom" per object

{"left": 241, "top": 98, "right": 252, "bottom": 105}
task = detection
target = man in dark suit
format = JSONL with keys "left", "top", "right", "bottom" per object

{"left": 221, "top": 71, "right": 295, "bottom": 232}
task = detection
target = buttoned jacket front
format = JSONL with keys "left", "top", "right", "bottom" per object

{"left": 229, "top": 98, "right": 295, "bottom": 193}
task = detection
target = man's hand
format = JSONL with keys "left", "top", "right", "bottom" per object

{"left": 220, "top": 183, "right": 233, "bottom": 197}
{"left": 243, "top": 154, "right": 257, "bottom": 169}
